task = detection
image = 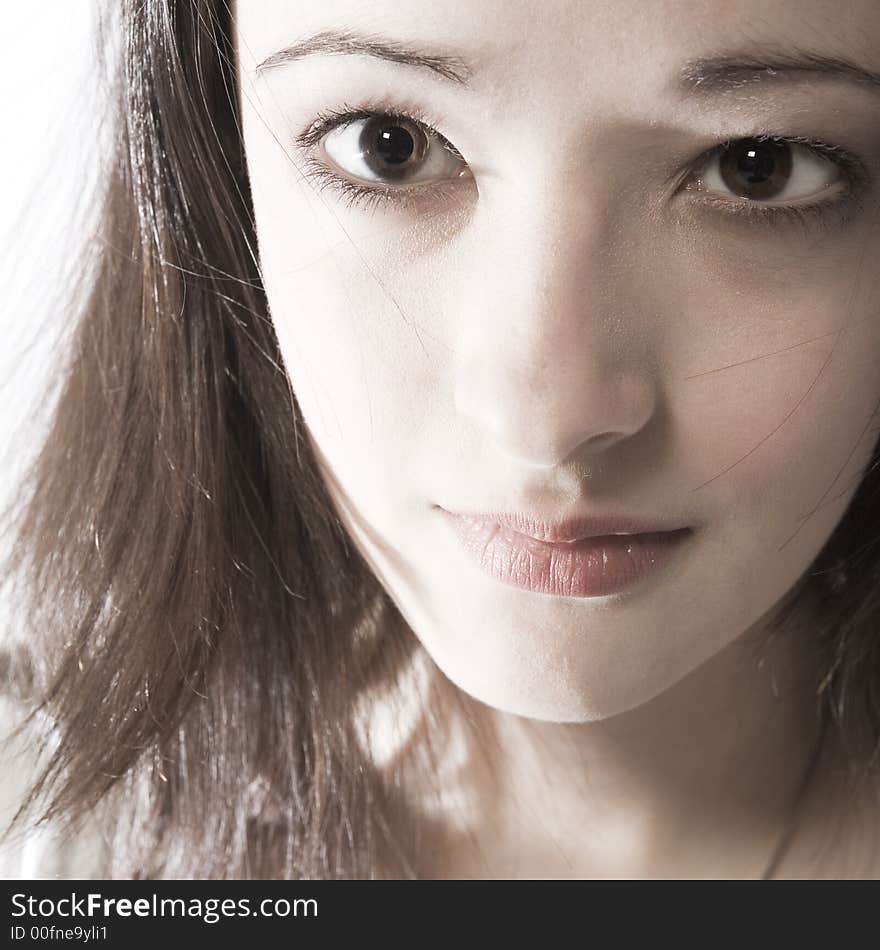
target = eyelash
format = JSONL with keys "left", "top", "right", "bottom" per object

{"left": 294, "top": 102, "right": 870, "bottom": 231}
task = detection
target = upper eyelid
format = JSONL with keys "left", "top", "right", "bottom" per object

{"left": 297, "top": 109, "right": 867, "bottom": 170}
{"left": 691, "top": 134, "right": 869, "bottom": 187}
{"left": 707, "top": 134, "right": 857, "bottom": 164}
{"left": 295, "top": 104, "right": 458, "bottom": 153}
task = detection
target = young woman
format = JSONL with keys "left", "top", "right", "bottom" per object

{"left": 3, "top": 0, "right": 880, "bottom": 878}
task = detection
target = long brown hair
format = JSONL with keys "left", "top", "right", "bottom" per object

{"left": 3, "top": 0, "right": 880, "bottom": 879}
{"left": 0, "top": 0, "right": 437, "bottom": 879}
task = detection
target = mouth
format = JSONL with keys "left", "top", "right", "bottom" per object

{"left": 438, "top": 508, "right": 694, "bottom": 599}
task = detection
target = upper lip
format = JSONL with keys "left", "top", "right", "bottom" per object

{"left": 441, "top": 508, "right": 693, "bottom": 542}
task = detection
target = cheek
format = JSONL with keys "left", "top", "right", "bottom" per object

{"left": 265, "top": 251, "right": 433, "bottom": 520}
{"left": 246, "top": 160, "right": 444, "bottom": 528}
{"left": 666, "top": 225, "right": 880, "bottom": 598}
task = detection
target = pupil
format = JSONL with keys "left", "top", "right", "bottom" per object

{"left": 720, "top": 138, "right": 792, "bottom": 201}
{"left": 375, "top": 124, "right": 415, "bottom": 165}
{"left": 737, "top": 142, "right": 775, "bottom": 183}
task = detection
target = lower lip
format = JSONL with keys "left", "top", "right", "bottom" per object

{"left": 440, "top": 512, "right": 693, "bottom": 599}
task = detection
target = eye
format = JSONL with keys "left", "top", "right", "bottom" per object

{"left": 318, "top": 113, "right": 468, "bottom": 188}
{"left": 687, "top": 136, "right": 845, "bottom": 207}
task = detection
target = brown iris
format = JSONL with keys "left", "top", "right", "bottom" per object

{"left": 718, "top": 138, "right": 794, "bottom": 201}
{"left": 357, "top": 116, "right": 428, "bottom": 182}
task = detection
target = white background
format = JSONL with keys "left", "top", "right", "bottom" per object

{"left": 0, "top": 0, "right": 109, "bottom": 526}
{"left": 0, "top": 1, "right": 110, "bottom": 876}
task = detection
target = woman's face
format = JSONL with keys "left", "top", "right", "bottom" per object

{"left": 235, "top": 0, "right": 880, "bottom": 721}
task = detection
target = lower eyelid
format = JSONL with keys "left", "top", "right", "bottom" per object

{"left": 684, "top": 174, "right": 851, "bottom": 205}
{"left": 300, "top": 154, "right": 474, "bottom": 213}
{"left": 689, "top": 187, "right": 865, "bottom": 235}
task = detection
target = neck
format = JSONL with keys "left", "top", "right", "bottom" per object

{"left": 409, "top": 609, "right": 831, "bottom": 878}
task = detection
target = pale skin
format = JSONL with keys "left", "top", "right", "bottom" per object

{"left": 234, "top": 0, "right": 880, "bottom": 877}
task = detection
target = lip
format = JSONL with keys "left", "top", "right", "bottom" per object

{"left": 439, "top": 508, "right": 694, "bottom": 599}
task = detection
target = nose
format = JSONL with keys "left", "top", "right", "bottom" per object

{"left": 452, "top": 193, "right": 659, "bottom": 469}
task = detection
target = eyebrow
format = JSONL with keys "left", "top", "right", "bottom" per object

{"left": 255, "top": 28, "right": 471, "bottom": 85}
{"left": 677, "top": 48, "right": 880, "bottom": 95}
{"left": 255, "top": 29, "right": 880, "bottom": 100}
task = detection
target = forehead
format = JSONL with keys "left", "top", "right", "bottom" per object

{"left": 234, "top": 0, "right": 880, "bottom": 147}
{"left": 234, "top": 0, "right": 879, "bottom": 77}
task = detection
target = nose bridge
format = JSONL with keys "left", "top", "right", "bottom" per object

{"left": 452, "top": 187, "right": 657, "bottom": 468}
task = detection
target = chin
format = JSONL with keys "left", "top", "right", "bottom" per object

{"left": 419, "top": 627, "right": 706, "bottom": 724}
